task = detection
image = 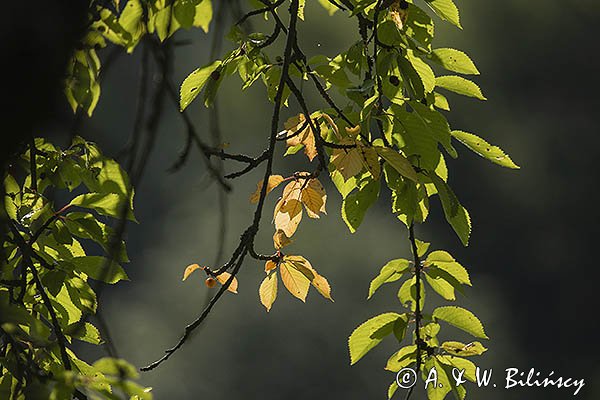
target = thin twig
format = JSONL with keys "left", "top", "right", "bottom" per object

{"left": 140, "top": 0, "right": 301, "bottom": 371}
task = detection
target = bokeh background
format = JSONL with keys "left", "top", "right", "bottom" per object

{"left": 13, "top": 0, "right": 600, "bottom": 399}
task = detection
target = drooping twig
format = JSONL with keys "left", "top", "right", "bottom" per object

{"left": 140, "top": 0, "right": 301, "bottom": 371}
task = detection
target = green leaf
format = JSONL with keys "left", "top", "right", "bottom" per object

{"left": 385, "top": 344, "right": 417, "bottom": 372}
{"left": 397, "top": 55, "right": 425, "bottom": 100}
{"left": 174, "top": 0, "right": 196, "bottom": 29}
{"left": 424, "top": 357, "right": 453, "bottom": 400}
{"left": 428, "top": 48, "right": 479, "bottom": 75}
{"left": 405, "top": 4, "right": 434, "bottom": 51}
{"left": 416, "top": 239, "right": 430, "bottom": 257}
{"left": 425, "top": 250, "right": 471, "bottom": 285}
{"left": 433, "top": 306, "right": 488, "bottom": 339}
{"left": 425, "top": 270, "right": 456, "bottom": 300}
{"left": 398, "top": 276, "right": 425, "bottom": 311}
{"left": 441, "top": 341, "right": 487, "bottom": 356}
{"left": 58, "top": 256, "right": 128, "bottom": 284}
{"left": 425, "top": 0, "right": 462, "bottom": 29}
{"left": 375, "top": 147, "right": 418, "bottom": 182}
{"left": 429, "top": 174, "right": 471, "bottom": 246}
{"left": 64, "top": 212, "right": 129, "bottom": 262}
{"left": 69, "top": 193, "right": 135, "bottom": 221}
{"left": 65, "top": 322, "right": 103, "bottom": 345}
{"left": 180, "top": 60, "right": 222, "bottom": 111}
{"left": 348, "top": 313, "right": 402, "bottom": 365}
{"left": 342, "top": 178, "right": 380, "bottom": 233}
{"left": 451, "top": 130, "right": 519, "bottom": 169}
{"left": 93, "top": 358, "right": 139, "bottom": 379}
{"left": 194, "top": 0, "right": 213, "bottom": 32}
{"left": 408, "top": 101, "right": 455, "bottom": 159}
{"left": 436, "top": 75, "right": 486, "bottom": 100}
{"left": 318, "top": 0, "right": 338, "bottom": 15}
{"left": 408, "top": 51, "right": 436, "bottom": 94}
{"left": 437, "top": 355, "right": 478, "bottom": 382}
{"left": 368, "top": 259, "right": 411, "bottom": 299}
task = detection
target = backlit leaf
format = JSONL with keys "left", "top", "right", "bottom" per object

{"left": 301, "top": 178, "right": 327, "bottom": 218}
{"left": 280, "top": 257, "right": 311, "bottom": 302}
{"left": 250, "top": 175, "right": 285, "bottom": 203}
{"left": 180, "top": 60, "right": 222, "bottom": 111}
{"left": 273, "top": 229, "right": 292, "bottom": 250}
{"left": 368, "top": 259, "right": 411, "bottom": 299}
{"left": 433, "top": 306, "right": 488, "bottom": 339}
{"left": 452, "top": 130, "right": 519, "bottom": 169}
{"left": 375, "top": 147, "right": 418, "bottom": 182}
{"left": 428, "top": 48, "right": 479, "bottom": 75}
{"left": 182, "top": 263, "right": 203, "bottom": 281}
{"left": 259, "top": 271, "right": 278, "bottom": 312}
{"left": 426, "top": 0, "right": 462, "bottom": 29}
{"left": 216, "top": 271, "right": 238, "bottom": 294}
{"left": 441, "top": 341, "right": 487, "bottom": 356}
{"left": 348, "top": 313, "right": 402, "bottom": 365}
{"left": 436, "top": 75, "right": 486, "bottom": 100}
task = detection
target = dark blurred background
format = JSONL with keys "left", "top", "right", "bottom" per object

{"left": 3, "top": 1, "right": 600, "bottom": 399}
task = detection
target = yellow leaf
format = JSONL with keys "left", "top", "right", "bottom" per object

{"left": 280, "top": 258, "right": 311, "bottom": 302}
{"left": 265, "top": 260, "right": 278, "bottom": 273}
{"left": 259, "top": 271, "right": 278, "bottom": 312}
{"left": 284, "top": 255, "right": 334, "bottom": 301}
{"left": 215, "top": 272, "right": 238, "bottom": 294}
{"left": 345, "top": 124, "right": 361, "bottom": 138}
{"left": 280, "top": 179, "right": 303, "bottom": 203}
{"left": 182, "top": 264, "right": 203, "bottom": 281}
{"left": 250, "top": 175, "right": 285, "bottom": 204}
{"left": 274, "top": 198, "right": 303, "bottom": 237}
{"left": 284, "top": 114, "right": 318, "bottom": 162}
{"left": 273, "top": 229, "right": 292, "bottom": 250}
{"left": 301, "top": 178, "right": 327, "bottom": 219}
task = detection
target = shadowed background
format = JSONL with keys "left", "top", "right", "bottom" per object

{"left": 8, "top": 1, "right": 600, "bottom": 399}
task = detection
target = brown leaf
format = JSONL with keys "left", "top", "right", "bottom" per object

{"left": 330, "top": 140, "right": 365, "bottom": 181}
{"left": 250, "top": 175, "right": 285, "bottom": 204}
{"left": 284, "top": 114, "right": 318, "bottom": 162}
{"left": 215, "top": 272, "right": 238, "bottom": 294}
{"left": 182, "top": 264, "right": 203, "bottom": 281}
{"left": 301, "top": 178, "right": 327, "bottom": 218}
{"left": 265, "top": 260, "right": 278, "bottom": 273}
{"left": 259, "top": 271, "right": 278, "bottom": 312}
{"left": 273, "top": 229, "right": 292, "bottom": 250}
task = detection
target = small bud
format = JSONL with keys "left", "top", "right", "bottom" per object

{"left": 205, "top": 277, "right": 217, "bottom": 288}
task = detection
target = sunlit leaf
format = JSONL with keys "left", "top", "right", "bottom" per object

{"left": 452, "top": 130, "right": 519, "bottom": 169}
{"left": 348, "top": 313, "right": 402, "bottom": 365}
{"left": 182, "top": 263, "right": 203, "bottom": 281}
{"left": 259, "top": 271, "right": 278, "bottom": 312}
{"left": 441, "top": 341, "right": 487, "bottom": 356}
{"left": 433, "top": 306, "right": 488, "bottom": 339}
{"left": 216, "top": 271, "right": 238, "bottom": 293}
{"left": 436, "top": 75, "right": 486, "bottom": 100}
{"left": 250, "top": 175, "right": 285, "bottom": 203}
{"left": 180, "top": 60, "right": 222, "bottom": 111}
